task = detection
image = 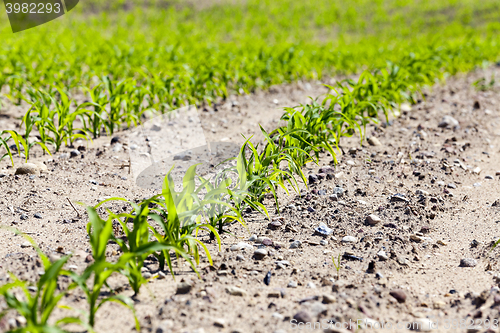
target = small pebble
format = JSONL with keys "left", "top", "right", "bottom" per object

{"left": 253, "top": 249, "right": 268, "bottom": 260}
{"left": 341, "top": 236, "right": 357, "bottom": 243}
{"left": 365, "top": 214, "right": 381, "bottom": 226}
{"left": 293, "top": 311, "right": 312, "bottom": 324}
{"left": 389, "top": 289, "right": 407, "bottom": 303}
{"left": 460, "top": 258, "right": 477, "bottom": 267}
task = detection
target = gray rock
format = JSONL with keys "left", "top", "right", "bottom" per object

{"left": 15, "top": 163, "right": 39, "bottom": 176}
{"left": 322, "top": 294, "right": 336, "bottom": 304}
{"left": 304, "top": 301, "right": 327, "bottom": 317}
{"left": 410, "top": 235, "right": 423, "bottom": 243}
{"left": 253, "top": 249, "right": 268, "bottom": 260}
{"left": 410, "top": 318, "right": 435, "bottom": 332}
{"left": 176, "top": 282, "right": 192, "bottom": 294}
{"left": 332, "top": 187, "right": 344, "bottom": 197}
{"left": 155, "top": 320, "right": 174, "bottom": 333}
{"left": 341, "top": 236, "right": 357, "bottom": 243}
{"left": 416, "top": 189, "right": 429, "bottom": 196}
{"left": 287, "top": 281, "right": 298, "bottom": 288}
{"left": 389, "top": 289, "right": 407, "bottom": 303}
{"left": 226, "top": 286, "right": 248, "bottom": 296}
{"left": 308, "top": 174, "right": 318, "bottom": 184}
{"left": 293, "top": 310, "right": 312, "bottom": 324}
{"left": 397, "top": 257, "right": 409, "bottom": 266}
{"left": 290, "top": 240, "right": 302, "bottom": 249}
{"left": 315, "top": 222, "right": 333, "bottom": 236}
{"left": 332, "top": 281, "right": 345, "bottom": 292}
{"left": 438, "top": 115, "right": 459, "bottom": 128}
{"left": 70, "top": 149, "right": 80, "bottom": 157}
{"left": 267, "top": 291, "right": 281, "bottom": 298}
{"left": 230, "top": 242, "right": 253, "bottom": 251}
{"left": 112, "top": 143, "right": 123, "bottom": 152}
{"left": 377, "top": 250, "right": 388, "bottom": 261}
{"left": 390, "top": 193, "right": 408, "bottom": 203}
{"left": 365, "top": 214, "right": 381, "bottom": 226}
{"left": 268, "top": 221, "right": 282, "bottom": 230}
{"left": 272, "top": 313, "right": 285, "bottom": 320}
{"left": 367, "top": 137, "right": 382, "bottom": 146}
{"left": 262, "top": 238, "right": 273, "bottom": 246}
{"left": 213, "top": 318, "right": 225, "bottom": 328}
{"left": 460, "top": 258, "right": 477, "bottom": 267}
{"left": 20, "top": 241, "right": 31, "bottom": 248}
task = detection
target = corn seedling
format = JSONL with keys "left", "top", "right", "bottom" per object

{"left": 0, "top": 230, "right": 89, "bottom": 333}
{"left": 332, "top": 254, "right": 342, "bottom": 281}
{"left": 0, "top": 131, "right": 14, "bottom": 165}
{"left": 68, "top": 207, "right": 140, "bottom": 330}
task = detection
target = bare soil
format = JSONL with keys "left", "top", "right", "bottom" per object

{"left": 2, "top": 68, "right": 500, "bottom": 333}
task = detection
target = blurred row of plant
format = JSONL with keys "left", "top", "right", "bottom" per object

{"left": 1, "top": 37, "right": 499, "bottom": 165}
{"left": 1, "top": 0, "right": 500, "bottom": 109}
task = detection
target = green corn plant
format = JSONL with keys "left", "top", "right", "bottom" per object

{"left": 146, "top": 165, "right": 222, "bottom": 273}
{"left": 27, "top": 88, "right": 89, "bottom": 152}
{"left": 94, "top": 197, "right": 198, "bottom": 296}
{"left": 0, "top": 131, "right": 14, "bottom": 166}
{"left": 237, "top": 130, "right": 308, "bottom": 212}
{"left": 332, "top": 254, "right": 342, "bottom": 281}
{"left": 81, "top": 83, "right": 109, "bottom": 139}
{"left": 0, "top": 230, "right": 89, "bottom": 333}
{"left": 68, "top": 207, "right": 140, "bottom": 330}
{"left": 4, "top": 129, "right": 51, "bottom": 163}
{"left": 196, "top": 171, "right": 248, "bottom": 241}
{"left": 101, "top": 76, "right": 136, "bottom": 135}
{"left": 45, "top": 88, "right": 90, "bottom": 150}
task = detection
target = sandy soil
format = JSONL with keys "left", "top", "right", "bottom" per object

{"left": 2, "top": 68, "right": 500, "bottom": 333}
